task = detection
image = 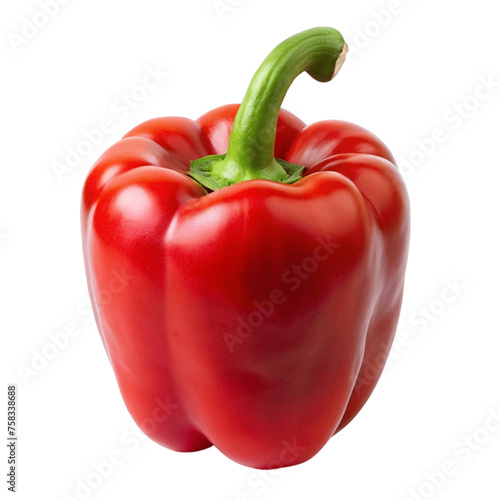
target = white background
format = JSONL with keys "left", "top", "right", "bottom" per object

{"left": 1, "top": 0, "right": 499, "bottom": 498}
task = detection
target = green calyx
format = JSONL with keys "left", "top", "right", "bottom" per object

{"left": 189, "top": 27, "right": 348, "bottom": 191}
{"left": 189, "top": 155, "right": 305, "bottom": 192}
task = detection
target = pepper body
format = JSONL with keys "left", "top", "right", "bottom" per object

{"left": 82, "top": 28, "right": 410, "bottom": 469}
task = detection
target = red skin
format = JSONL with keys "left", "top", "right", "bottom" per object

{"left": 82, "top": 104, "right": 410, "bottom": 469}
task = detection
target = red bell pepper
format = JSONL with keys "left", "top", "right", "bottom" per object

{"left": 82, "top": 27, "right": 410, "bottom": 469}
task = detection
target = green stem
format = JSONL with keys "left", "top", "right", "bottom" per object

{"left": 189, "top": 27, "right": 347, "bottom": 191}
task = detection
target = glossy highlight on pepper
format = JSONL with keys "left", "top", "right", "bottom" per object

{"left": 81, "top": 27, "right": 410, "bottom": 469}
